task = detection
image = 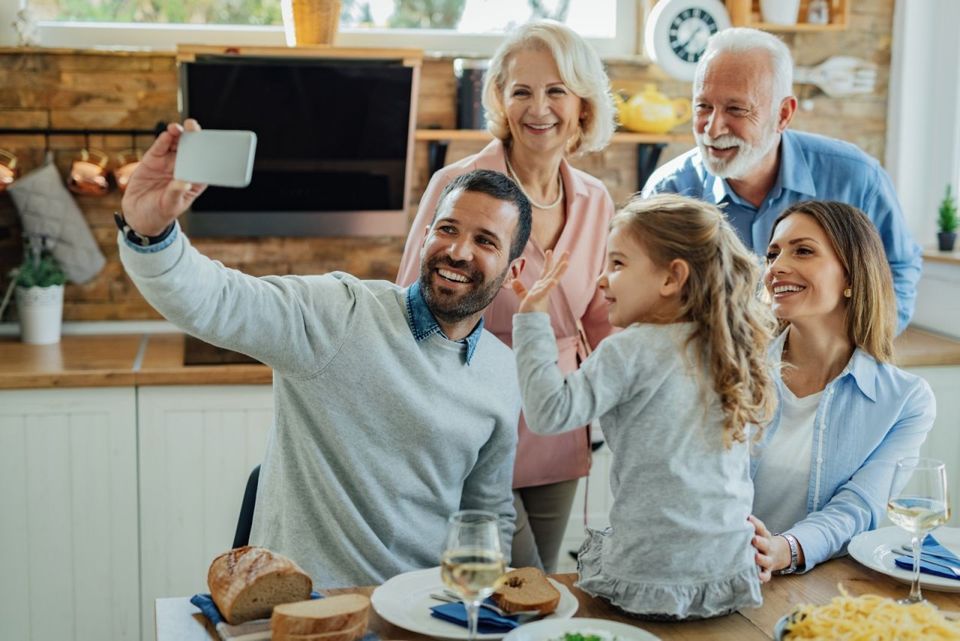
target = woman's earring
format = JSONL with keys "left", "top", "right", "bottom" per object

{"left": 843, "top": 287, "right": 852, "bottom": 298}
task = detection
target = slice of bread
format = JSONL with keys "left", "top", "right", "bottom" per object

{"left": 491, "top": 567, "right": 560, "bottom": 615}
{"left": 275, "top": 619, "right": 368, "bottom": 641}
{"left": 207, "top": 546, "right": 313, "bottom": 624}
{"left": 271, "top": 594, "right": 371, "bottom": 638}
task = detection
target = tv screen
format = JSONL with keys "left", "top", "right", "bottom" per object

{"left": 179, "top": 53, "right": 419, "bottom": 236}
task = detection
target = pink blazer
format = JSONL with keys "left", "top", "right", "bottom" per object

{"left": 396, "top": 140, "right": 616, "bottom": 488}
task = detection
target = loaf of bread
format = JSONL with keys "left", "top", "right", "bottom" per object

{"left": 271, "top": 594, "right": 370, "bottom": 641}
{"left": 491, "top": 567, "right": 560, "bottom": 615}
{"left": 207, "top": 546, "right": 313, "bottom": 624}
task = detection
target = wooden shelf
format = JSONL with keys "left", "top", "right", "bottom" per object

{"left": 414, "top": 129, "right": 694, "bottom": 145}
{"left": 725, "top": 0, "right": 848, "bottom": 32}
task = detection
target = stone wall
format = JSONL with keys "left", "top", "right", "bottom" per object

{"left": 0, "top": 0, "right": 895, "bottom": 320}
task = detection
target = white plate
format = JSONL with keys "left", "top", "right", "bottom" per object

{"left": 503, "top": 617, "right": 660, "bottom": 641}
{"left": 371, "top": 567, "right": 579, "bottom": 640}
{"left": 847, "top": 526, "right": 960, "bottom": 593}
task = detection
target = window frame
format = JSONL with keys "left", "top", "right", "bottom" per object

{"left": 4, "top": 1, "right": 637, "bottom": 58}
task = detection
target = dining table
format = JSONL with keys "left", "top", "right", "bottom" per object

{"left": 156, "top": 556, "right": 960, "bottom": 641}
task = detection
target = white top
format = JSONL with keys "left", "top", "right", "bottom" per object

{"left": 752, "top": 384, "right": 822, "bottom": 534}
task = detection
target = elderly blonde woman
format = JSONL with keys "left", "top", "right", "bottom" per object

{"left": 396, "top": 19, "right": 617, "bottom": 572}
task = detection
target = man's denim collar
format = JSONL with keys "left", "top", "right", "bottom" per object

{"left": 405, "top": 281, "right": 484, "bottom": 365}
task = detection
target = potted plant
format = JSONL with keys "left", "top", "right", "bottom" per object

{"left": 938, "top": 184, "right": 958, "bottom": 252}
{"left": 13, "top": 235, "right": 66, "bottom": 344}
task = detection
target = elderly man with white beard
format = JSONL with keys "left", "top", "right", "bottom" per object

{"left": 643, "top": 27, "right": 921, "bottom": 331}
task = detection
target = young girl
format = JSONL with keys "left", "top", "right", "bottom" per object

{"left": 511, "top": 193, "right": 778, "bottom": 619}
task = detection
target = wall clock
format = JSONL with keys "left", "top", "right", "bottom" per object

{"left": 645, "top": 0, "right": 732, "bottom": 81}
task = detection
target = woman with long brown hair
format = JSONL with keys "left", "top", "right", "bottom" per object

{"left": 751, "top": 201, "right": 936, "bottom": 579}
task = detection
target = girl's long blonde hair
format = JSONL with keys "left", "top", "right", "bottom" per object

{"left": 612, "top": 194, "right": 778, "bottom": 445}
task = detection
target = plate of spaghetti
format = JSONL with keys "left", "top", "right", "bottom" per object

{"left": 773, "top": 590, "right": 960, "bottom": 640}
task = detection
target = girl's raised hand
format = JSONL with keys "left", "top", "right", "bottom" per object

{"left": 512, "top": 250, "right": 569, "bottom": 314}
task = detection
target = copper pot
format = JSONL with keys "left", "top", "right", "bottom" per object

{"left": 0, "top": 149, "right": 18, "bottom": 192}
{"left": 68, "top": 148, "right": 110, "bottom": 196}
{"left": 113, "top": 149, "right": 143, "bottom": 193}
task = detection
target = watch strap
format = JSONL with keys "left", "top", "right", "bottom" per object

{"left": 114, "top": 211, "right": 175, "bottom": 247}
{"left": 773, "top": 532, "right": 800, "bottom": 575}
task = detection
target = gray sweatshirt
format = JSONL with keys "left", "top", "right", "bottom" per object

{"left": 120, "top": 227, "right": 519, "bottom": 587}
{"left": 513, "top": 313, "right": 760, "bottom": 619}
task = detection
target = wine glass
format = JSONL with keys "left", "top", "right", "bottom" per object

{"left": 440, "top": 510, "right": 506, "bottom": 641}
{"left": 887, "top": 457, "right": 951, "bottom": 604}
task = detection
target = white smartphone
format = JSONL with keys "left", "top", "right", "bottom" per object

{"left": 174, "top": 129, "right": 257, "bottom": 188}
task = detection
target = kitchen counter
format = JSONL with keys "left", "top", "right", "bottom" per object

{"left": 0, "top": 333, "right": 271, "bottom": 389}
{"left": 1, "top": 327, "right": 959, "bottom": 389}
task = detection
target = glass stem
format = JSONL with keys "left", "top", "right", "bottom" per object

{"left": 466, "top": 599, "right": 481, "bottom": 641}
{"left": 909, "top": 534, "right": 923, "bottom": 603}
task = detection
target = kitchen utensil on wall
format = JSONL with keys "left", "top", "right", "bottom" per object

{"left": 0, "top": 149, "right": 18, "bottom": 192}
{"left": 113, "top": 149, "right": 142, "bottom": 193}
{"left": 67, "top": 147, "right": 110, "bottom": 196}
{"left": 794, "top": 56, "right": 878, "bottom": 98}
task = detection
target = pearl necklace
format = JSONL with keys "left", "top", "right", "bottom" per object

{"left": 503, "top": 153, "right": 564, "bottom": 210}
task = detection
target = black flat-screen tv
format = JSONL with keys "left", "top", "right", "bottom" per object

{"left": 179, "top": 50, "right": 420, "bottom": 237}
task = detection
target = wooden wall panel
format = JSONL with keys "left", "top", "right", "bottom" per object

{"left": 0, "top": 0, "right": 895, "bottom": 320}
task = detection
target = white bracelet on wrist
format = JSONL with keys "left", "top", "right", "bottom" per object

{"left": 773, "top": 532, "right": 800, "bottom": 575}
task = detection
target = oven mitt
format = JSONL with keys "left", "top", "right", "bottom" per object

{"left": 8, "top": 158, "right": 105, "bottom": 284}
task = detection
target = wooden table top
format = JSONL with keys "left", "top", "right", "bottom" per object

{"left": 155, "top": 557, "right": 960, "bottom": 641}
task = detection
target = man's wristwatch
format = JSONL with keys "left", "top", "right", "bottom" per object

{"left": 773, "top": 532, "right": 800, "bottom": 575}
{"left": 114, "top": 211, "right": 175, "bottom": 247}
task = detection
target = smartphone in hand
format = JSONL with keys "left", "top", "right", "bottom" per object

{"left": 174, "top": 129, "right": 257, "bottom": 188}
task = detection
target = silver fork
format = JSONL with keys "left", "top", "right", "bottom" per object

{"left": 429, "top": 592, "right": 543, "bottom": 620}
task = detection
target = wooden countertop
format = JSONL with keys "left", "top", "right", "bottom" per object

{"left": 156, "top": 557, "right": 960, "bottom": 641}
{"left": 0, "top": 333, "right": 271, "bottom": 389}
{"left": 2, "top": 326, "right": 959, "bottom": 389}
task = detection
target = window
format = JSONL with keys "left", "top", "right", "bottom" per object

{"left": 14, "top": 0, "right": 635, "bottom": 58}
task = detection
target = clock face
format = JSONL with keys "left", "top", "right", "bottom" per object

{"left": 644, "top": 0, "right": 732, "bottom": 81}
{"left": 668, "top": 8, "right": 720, "bottom": 63}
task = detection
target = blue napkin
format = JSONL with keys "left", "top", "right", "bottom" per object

{"left": 190, "top": 592, "right": 327, "bottom": 641}
{"left": 893, "top": 534, "right": 960, "bottom": 581}
{"left": 430, "top": 601, "right": 521, "bottom": 633}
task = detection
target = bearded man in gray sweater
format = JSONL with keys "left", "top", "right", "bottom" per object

{"left": 117, "top": 120, "right": 531, "bottom": 587}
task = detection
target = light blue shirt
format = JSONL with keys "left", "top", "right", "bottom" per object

{"left": 643, "top": 130, "right": 923, "bottom": 331}
{"left": 750, "top": 330, "right": 936, "bottom": 571}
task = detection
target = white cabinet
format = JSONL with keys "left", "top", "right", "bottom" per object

{"left": 907, "top": 365, "right": 960, "bottom": 527}
{"left": 137, "top": 385, "right": 272, "bottom": 641}
{"left": 0, "top": 387, "right": 139, "bottom": 641}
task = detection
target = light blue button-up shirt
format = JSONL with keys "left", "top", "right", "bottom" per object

{"left": 643, "top": 130, "right": 923, "bottom": 331}
{"left": 750, "top": 330, "right": 936, "bottom": 571}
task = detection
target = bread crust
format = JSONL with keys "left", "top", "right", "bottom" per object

{"left": 491, "top": 567, "right": 560, "bottom": 615}
{"left": 207, "top": 546, "right": 313, "bottom": 624}
{"left": 271, "top": 595, "right": 371, "bottom": 637}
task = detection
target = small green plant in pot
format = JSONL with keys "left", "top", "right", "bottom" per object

{"left": 13, "top": 235, "right": 66, "bottom": 344}
{"left": 938, "top": 184, "right": 958, "bottom": 252}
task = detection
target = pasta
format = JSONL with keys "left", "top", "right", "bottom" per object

{"left": 783, "top": 587, "right": 960, "bottom": 640}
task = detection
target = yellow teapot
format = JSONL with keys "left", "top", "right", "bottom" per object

{"left": 619, "top": 84, "right": 692, "bottom": 134}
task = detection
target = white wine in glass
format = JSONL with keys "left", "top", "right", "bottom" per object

{"left": 887, "top": 457, "right": 950, "bottom": 604}
{"left": 440, "top": 510, "right": 506, "bottom": 641}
